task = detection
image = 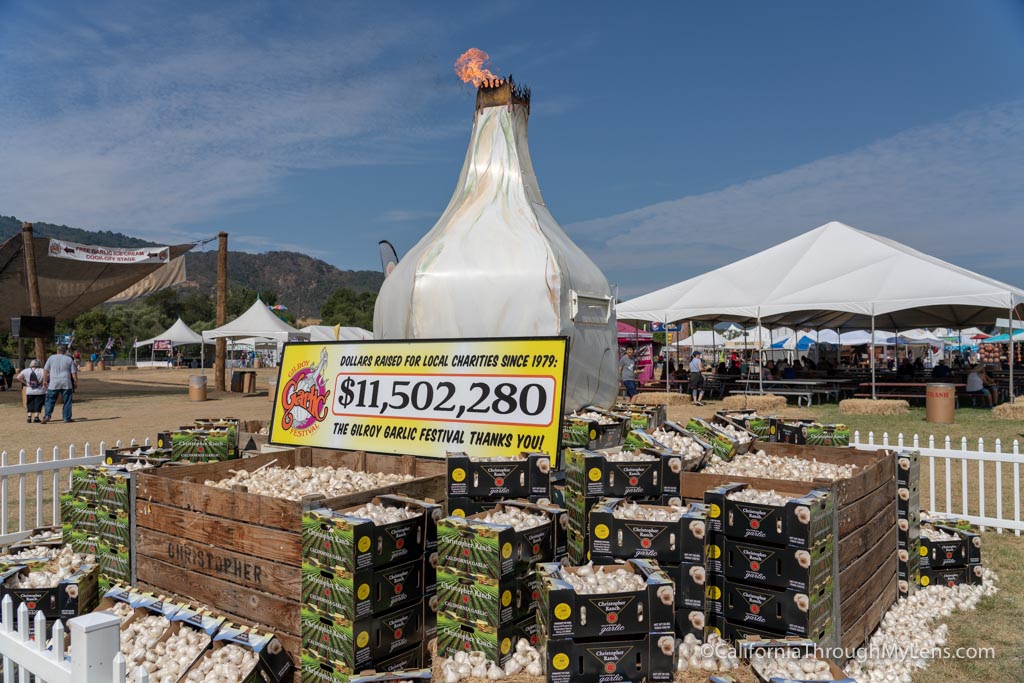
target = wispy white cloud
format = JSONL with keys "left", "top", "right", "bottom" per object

{"left": 567, "top": 100, "right": 1024, "bottom": 296}
{"left": 0, "top": 2, "right": 455, "bottom": 233}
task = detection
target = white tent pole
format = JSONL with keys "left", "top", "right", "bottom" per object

{"left": 1010, "top": 301, "right": 1015, "bottom": 404}
{"left": 871, "top": 312, "right": 877, "bottom": 400}
{"left": 757, "top": 311, "right": 763, "bottom": 395}
{"left": 665, "top": 314, "right": 671, "bottom": 394}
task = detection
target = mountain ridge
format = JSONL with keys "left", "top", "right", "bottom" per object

{"left": 0, "top": 215, "right": 382, "bottom": 317}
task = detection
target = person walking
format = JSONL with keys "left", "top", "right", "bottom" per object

{"left": 619, "top": 346, "right": 638, "bottom": 403}
{"left": 16, "top": 360, "right": 46, "bottom": 423}
{"left": 0, "top": 355, "right": 13, "bottom": 391}
{"left": 41, "top": 345, "right": 78, "bottom": 423}
{"left": 689, "top": 351, "right": 706, "bottom": 406}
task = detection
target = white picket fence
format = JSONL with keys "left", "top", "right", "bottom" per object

{"left": 0, "top": 439, "right": 153, "bottom": 682}
{"left": 851, "top": 430, "right": 1023, "bottom": 535}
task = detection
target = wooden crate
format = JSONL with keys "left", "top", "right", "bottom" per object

{"left": 679, "top": 443, "right": 897, "bottom": 651}
{"left": 134, "top": 447, "right": 445, "bottom": 671}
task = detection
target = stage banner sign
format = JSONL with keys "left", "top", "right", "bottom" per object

{"left": 48, "top": 239, "right": 170, "bottom": 264}
{"left": 269, "top": 337, "right": 568, "bottom": 459}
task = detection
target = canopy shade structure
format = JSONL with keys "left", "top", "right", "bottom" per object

{"left": 301, "top": 325, "right": 373, "bottom": 342}
{"left": 771, "top": 334, "right": 815, "bottom": 351}
{"left": 986, "top": 331, "right": 1024, "bottom": 343}
{"left": 133, "top": 318, "right": 204, "bottom": 348}
{"left": 617, "top": 321, "right": 654, "bottom": 342}
{"left": 676, "top": 330, "right": 728, "bottom": 347}
{"left": 202, "top": 300, "right": 309, "bottom": 343}
{"left": 0, "top": 234, "right": 193, "bottom": 333}
{"left": 617, "top": 221, "right": 1024, "bottom": 329}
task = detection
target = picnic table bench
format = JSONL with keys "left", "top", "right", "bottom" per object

{"left": 852, "top": 382, "right": 991, "bottom": 407}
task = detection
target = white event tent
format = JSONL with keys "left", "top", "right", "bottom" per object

{"left": 301, "top": 325, "right": 373, "bottom": 342}
{"left": 132, "top": 317, "right": 207, "bottom": 367}
{"left": 201, "top": 300, "right": 310, "bottom": 370}
{"left": 618, "top": 221, "right": 1024, "bottom": 397}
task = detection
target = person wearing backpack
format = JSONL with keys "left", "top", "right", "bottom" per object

{"left": 16, "top": 360, "right": 46, "bottom": 423}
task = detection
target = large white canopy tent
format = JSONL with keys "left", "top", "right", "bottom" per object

{"left": 132, "top": 317, "right": 207, "bottom": 367}
{"left": 201, "top": 300, "right": 310, "bottom": 371}
{"left": 618, "top": 221, "right": 1024, "bottom": 397}
{"left": 300, "top": 325, "right": 373, "bottom": 342}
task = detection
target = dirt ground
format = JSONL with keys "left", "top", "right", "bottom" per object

{"left": 0, "top": 367, "right": 275, "bottom": 458}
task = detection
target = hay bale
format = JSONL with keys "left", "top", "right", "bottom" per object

{"left": 993, "top": 402, "right": 1024, "bottom": 420}
{"left": 839, "top": 398, "right": 909, "bottom": 416}
{"left": 720, "top": 394, "right": 788, "bottom": 411}
{"left": 636, "top": 392, "right": 691, "bottom": 407}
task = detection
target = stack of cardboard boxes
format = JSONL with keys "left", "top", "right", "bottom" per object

{"left": 704, "top": 482, "right": 838, "bottom": 647}
{"left": 445, "top": 452, "right": 551, "bottom": 518}
{"left": 300, "top": 494, "right": 441, "bottom": 677}
{"left": 537, "top": 559, "right": 676, "bottom": 683}
{"left": 895, "top": 451, "right": 922, "bottom": 597}
{"left": 611, "top": 403, "right": 667, "bottom": 433}
{"left": 434, "top": 500, "right": 565, "bottom": 666}
{"left": 156, "top": 417, "right": 240, "bottom": 463}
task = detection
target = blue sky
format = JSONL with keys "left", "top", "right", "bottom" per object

{"left": 1, "top": 1, "right": 1022, "bottom": 296}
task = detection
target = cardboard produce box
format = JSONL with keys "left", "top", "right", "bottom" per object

{"left": 657, "top": 560, "right": 705, "bottom": 610}
{"left": 156, "top": 428, "right": 238, "bottom": 462}
{"left": 736, "top": 636, "right": 855, "bottom": 683}
{"left": 564, "top": 447, "right": 665, "bottom": 498}
{"left": 300, "top": 649, "right": 424, "bottom": 683}
{"left": 437, "top": 566, "right": 539, "bottom": 627}
{"left": 723, "top": 577, "right": 835, "bottom": 641}
{"left": 102, "top": 446, "right": 173, "bottom": 467}
{"left": 920, "top": 525, "right": 981, "bottom": 569}
{"left": 544, "top": 631, "right": 675, "bottom": 683}
{"left": 436, "top": 504, "right": 556, "bottom": 580}
{"left": 723, "top": 538, "right": 835, "bottom": 593}
{"left": 185, "top": 622, "right": 294, "bottom": 683}
{"left": 920, "top": 564, "right": 983, "bottom": 588}
{"left": 588, "top": 498, "right": 707, "bottom": 564}
{"left": 714, "top": 411, "right": 784, "bottom": 441}
{"left": 301, "top": 602, "right": 423, "bottom": 672}
{"left": 686, "top": 417, "right": 752, "bottom": 461}
{"left": 302, "top": 497, "right": 429, "bottom": 572}
{"left": 435, "top": 612, "right": 536, "bottom": 665}
{"left": 705, "top": 483, "right": 834, "bottom": 549}
{"left": 446, "top": 452, "right": 550, "bottom": 499}
{"left": 777, "top": 421, "right": 851, "bottom": 448}
{"left": 302, "top": 557, "right": 424, "bottom": 620}
{"left": 537, "top": 559, "right": 674, "bottom": 639}
{"left": 613, "top": 402, "right": 667, "bottom": 432}
{"left": 563, "top": 408, "right": 629, "bottom": 451}
{"left": 1, "top": 561, "right": 100, "bottom": 622}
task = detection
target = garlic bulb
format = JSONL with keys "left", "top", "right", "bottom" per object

{"left": 675, "top": 633, "right": 740, "bottom": 673}
{"left": 705, "top": 451, "right": 857, "bottom": 482}
{"left": 845, "top": 569, "right": 999, "bottom": 683}
{"left": 205, "top": 465, "right": 413, "bottom": 501}
{"left": 439, "top": 639, "right": 541, "bottom": 681}
{"left": 129, "top": 625, "right": 210, "bottom": 682}
{"left": 21, "top": 529, "right": 61, "bottom": 544}
{"left": 345, "top": 502, "right": 423, "bottom": 525}
{"left": 120, "top": 614, "right": 171, "bottom": 666}
{"left": 561, "top": 563, "right": 647, "bottom": 594}
{"left": 5, "top": 545, "right": 92, "bottom": 588}
{"left": 477, "top": 507, "right": 549, "bottom": 531}
{"left": 612, "top": 501, "right": 690, "bottom": 522}
{"left": 570, "top": 411, "right": 616, "bottom": 425}
{"left": 715, "top": 423, "right": 753, "bottom": 444}
{"left": 101, "top": 601, "right": 135, "bottom": 622}
{"left": 184, "top": 644, "right": 260, "bottom": 682}
{"left": 604, "top": 451, "right": 657, "bottom": 462}
{"left": 920, "top": 526, "right": 958, "bottom": 541}
{"left": 750, "top": 650, "right": 833, "bottom": 681}
{"left": 726, "top": 488, "right": 792, "bottom": 506}
{"left": 651, "top": 428, "right": 707, "bottom": 460}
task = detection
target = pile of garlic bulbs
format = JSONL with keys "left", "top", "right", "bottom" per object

{"left": 561, "top": 563, "right": 647, "bottom": 594}
{"left": 6, "top": 546, "right": 92, "bottom": 588}
{"left": 477, "top": 507, "right": 548, "bottom": 531}
{"left": 612, "top": 500, "right": 689, "bottom": 522}
{"left": 130, "top": 625, "right": 211, "bottom": 681}
{"left": 726, "top": 488, "right": 792, "bottom": 506}
{"left": 920, "top": 526, "right": 958, "bottom": 541}
{"left": 571, "top": 411, "right": 617, "bottom": 425}
{"left": 845, "top": 570, "right": 998, "bottom": 683}
{"left": 184, "top": 644, "right": 260, "bottom": 682}
{"left": 103, "top": 601, "right": 135, "bottom": 622}
{"left": 715, "top": 422, "right": 752, "bottom": 444}
{"left": 121, "top": 615, "right": 171, "bottom": 669}
{"left": 21, "top": 529, "right": 61, "bottom": 544}
{"left": 675, "top": 633, "right": 741, "bottom": 673}
{"left": 345, "top": 502, "right": 423, "bottom": 525}
{"left": 704, "top": 451, "right": 857, "bottom": 482}
{"left": 749, "top": 649, "right": 834, "bottom": 681}
{"left": 206, "top": 466, "right": 413, "bottom": 501}
{"left": 439, "top": 639, "right": 542, "bottom": 681}
{"left": 604, "top": 450, "right": 657, "bottom": 462}
{"left": 651, "top": 428, "right": 707, "bottom": 459}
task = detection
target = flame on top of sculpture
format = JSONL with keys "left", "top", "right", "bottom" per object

{"left": 373, "top": 63, "right": 618, "bottom": 411}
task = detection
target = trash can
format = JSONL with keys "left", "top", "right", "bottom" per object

{"left": 926, "top": 383, "right": 955, "bottom": 423}
{"left": 85, "top": 361, "right": 94, "bottom": 371}
{"left": 189, "top": 375, "right": 208, "bottom": 402}
{"left": 230, "top": 370, "right": 244, "bottom": 393}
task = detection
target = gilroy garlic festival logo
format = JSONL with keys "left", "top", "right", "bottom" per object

{"left": 280, "top": 348, "right": 331, "bottom": 436}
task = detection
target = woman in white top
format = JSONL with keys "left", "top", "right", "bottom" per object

{"left": 16, "top": 360, "right": 46, "bottom": 423}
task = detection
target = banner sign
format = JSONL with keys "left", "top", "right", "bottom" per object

{"left": 48, "top": 239, "right": 170, "bottom": 264}
{"left": 269, "top": 337, "right": 568, "bottom": 459}
{"left": 153, "top": 339, "right": 172, "bottom": 351}
{"left": 650, "top": 322, "right": 682, "bottom": 332}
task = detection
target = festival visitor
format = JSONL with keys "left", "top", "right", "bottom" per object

{"left": 965, "top": 364, "right": 994, "bottom": 407}
{"left": 42, "top": 345, "right": 78, "bottom": 423}
{"left": 931, "top": 360, "right": 951, "bottom": 379}
{"left": 689, "top": 351, "right": 705, "bottom": 406}
{"left": 619, "top": 346, "right": 638, "bottom": 403}
{"left": 16, "top": 360, "right": 46, "bottom": 423}
{"left": 0, "top": 355, "right": 13, "bottom": 391}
